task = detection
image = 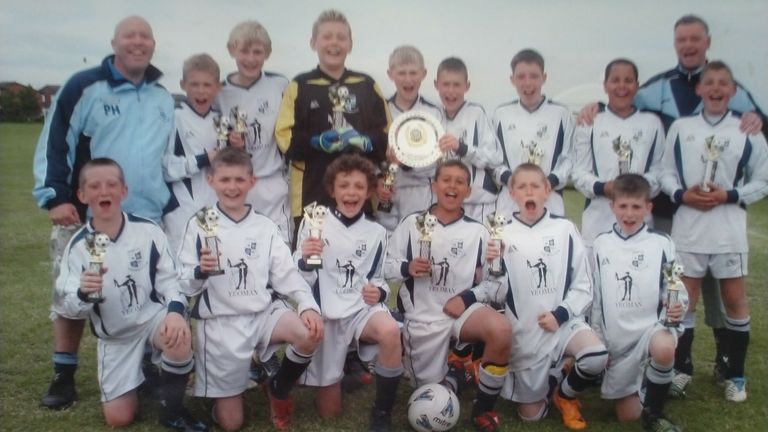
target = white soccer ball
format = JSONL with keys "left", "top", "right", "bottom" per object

{"left": 407, "top": 383, "right": 460, "bottom": 432}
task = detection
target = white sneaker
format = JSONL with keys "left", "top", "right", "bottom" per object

{"left": 724, "top": 377, "right": 747, "bottom": 402}
{"left": 667, "top": 372, "right": 692, "bottom": 398}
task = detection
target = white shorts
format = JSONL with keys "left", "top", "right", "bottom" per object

{"left": 97, "top": 309, "right": 164, "bottom": 402}
{"left": 496, "top": 189, "right": 565, "bottom": 218}
{"left": 502, "top": 319, "right": 591, "bottom": 403}
{"left": 49, "top": 224, "right": 83, "bottom": 320}
{"left": 676, "top": 252, "right": 747, "bottom": 279}
{"left": 193, "top": 300, "right": 291, "bottom": 398}
{"left": 601, "top": 323, "right": 677, "bottom": 400}
{"left": 301, "top": 304, "right": 389, "bottom": 387}
{"left": 403, "top": 302, "right": 486, "bottom": 387}
{"left": 246, "top": 172, "right": 293, "bottom": 245}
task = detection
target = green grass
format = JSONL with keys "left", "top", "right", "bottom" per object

{"left": 1, "top": 122, "right": 766, "bottom": 431}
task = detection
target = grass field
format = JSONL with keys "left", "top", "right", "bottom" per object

{"left": 1, "top": 122, "right": 766, "bottom": 431}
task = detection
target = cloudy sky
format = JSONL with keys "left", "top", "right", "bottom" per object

{"left": 1, "top": 0, "right": 766, "bottom": 111}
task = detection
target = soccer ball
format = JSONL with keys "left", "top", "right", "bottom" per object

{"left": 407, "top": 383, "right": 460, "bottom": 432}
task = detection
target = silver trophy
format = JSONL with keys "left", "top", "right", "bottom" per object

{"left": 83, "top": 231, "right": 110, "bottom": 303}
{"left": 390, "top": 111, "right": 444, "bottom": 168}
{"left": 213, "top": 115, "right": 231, "bottom": 149}
{"left": 522, "top": 125, "right": 547, "bottom": 166}
{"left": 328, "top": 84, "right": 351, "bottom": 130}
{"left": 612, "top": 135, "right": 633, "bottom": 175}
{"left": 231, "top": 106, "right": 248, "bottom": 136}
{"left": 662, "top": 262, "right": 685, "bottom": 327}
{"left": 486, "top": 212, "right": 507, "bottom": 277}
{"left": 377, "top": 161, "right": 399, "bottom": 213}
{"left": 415, "top": 212, "right": 438, "bottom": 274}
{"left": 701, "top": 135, "right": 727, "bottom": 192}
{"left": 195, "top": 207, "right": 225, "bottom": 275}
{"left": 303, "top": 202, "right": 329, "bottom": 270}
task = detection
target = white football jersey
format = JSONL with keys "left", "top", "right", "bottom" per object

{"left": 177, "top": 205, "right": 319, "bottom": 318}
{"left": 56, "top": 213, "right": 186, "bottom": 339}
{"left": 572, "top": 107, "right": 665, "bottom": 245}
{"left": 660, "top": 111, "right": 768, "bottom": 253}
{"left": 294, "top": 208, "right": 388, "bottom": 320}
{"left": 216, "top": 71, "right": 289, "bottom": 178}
{"left": 443, "top": 102, "right": 503, "bottom": 205}
{"left": 473, "top": 210, "right": 592, "bottom": 370}
{"left": 385, "top": 208, "right": 488, "bottom": 322}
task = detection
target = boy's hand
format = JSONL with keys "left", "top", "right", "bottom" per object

{"left": 577, "top": 102, "right": 600, "bottom": 126}
{"left": 438, "top": 134, "right": 460, "bottom": 153}
{"left": 408, "top": 257, "right": 432, "bottom": 278}
{"left": 682, "top": 185, "right": 719, "bottom": 211}
{"left": 386, "top": 145, "right": 401, "bottom": 164}
{"left": 206, "top": 148, "right": 219, "bottom": 164}
{"left": 300, "top": 309, "right": 324, "bottom": 342}
{"left": 199, "top": 246, "right": 219, "bottom": 273}
{"left": 80, "top": 267, "right": 106, "bottom": 295}
{"left": 739, "top": 112, "right": 763, "bottom": 135}
{"left": 377, "top": 178, "right": 395, "bottom": 203}
{"left": 49, "top": 203, "right": 80, "bottom": 226}
{"left": 160, "top": 312, "right": 190, "bottom": 349}
{"left": 301, "top": 237, "right": 324, "bottom": 261}
{"left": 603, "top": 180, "right": 615, "bottom": 199}
{"left": 704, "top": 184, "right": 729, "bottom": 205}
{"left": 228, "top": 132, "right": 246, "bottom": 150}
{"left": 311, "top": 129, "right": 346, "bottom": 153}
{"left": 443, "top": 296, "right": 467, "bottom": 318}
{"left": 486, "top": 240, "right": 501, "bottom": 262}
{"left": 665, "top": 301, "right": 684, "bottom": 324}
{"left": 537, "top": 312, "right": 559, "bottom": 332}
{"left": 361, "top": 283, "right": 382, "bottom": 305}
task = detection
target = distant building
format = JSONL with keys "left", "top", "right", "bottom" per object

{"left": 38, "top": 85, "right": 61, "bottom": 116}
{"left": 0, "top": 81, "right": 44, "bottom": 121}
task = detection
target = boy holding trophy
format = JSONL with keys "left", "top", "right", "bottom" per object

{"left": 54, "top": 158, "right": 207, "bottom": 431}
{"left": 177, "top": 148, "right": 323, "bottom": 430}
{"left": 660, "top": 61, "right": 768, "bottom": 402}
{"left": 385, "top": 160, "right": 512, "bottom": 432}
{"left": 591, "top": 174, "right": 687, "bottom": 432}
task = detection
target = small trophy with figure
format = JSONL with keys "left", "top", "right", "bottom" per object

{"left": 231, "top": 106, "right": 248, "bottom": 136}
{"left": 662, "top": 262, "right": 685, "bottom": 327}
{"left": 328, "top": 84, "right": 350, "bottom": 130}
{"left": 195, "top": 207, "right": 225, "bottom": 275}
{"left": 612, "top": 135, "right": 633, "bottom": 175}
{"left": 303, "top": 202, "right": 329, "bottom": 270}
{"left": 377, "top": 161, "right": 399, "bottom": 213}
{"left": 522, "top": 124, "right": 547, "bottom": 166}
{"left": 213, "top": 115, "right": 230, "bottom": 149}
{"left": 84, "top": 231, "right": 110, "bottom": 303}
{"left": 486, "top": 212, "right": 507, "bottom": 277}
{"left": 701, "top": 135, "right": 726, "bottom": 192}
{"left": 415, "top": 212, "right": 438, "bottom": 274}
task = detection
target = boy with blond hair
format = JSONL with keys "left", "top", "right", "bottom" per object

{"left": 217, "top": 20, "right": 292, "bottom": 243}
{"left": 163, "top": 53, "right": 221, "bottom": 254}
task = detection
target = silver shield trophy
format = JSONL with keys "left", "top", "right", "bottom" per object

{"left": 486, "top": 212, "right": 507, "bottom": 277}
{"left": 612, "top": 135, "right": 633, "bottom": 175}
{"left": 213, "top": 115, "right": 230, "bottom": 149}
{"left": 195, "top": 206, "right": 225, "bottom": 275}
{"left": 390, "top": 111, "right": 444, "bottom": 168}
{"left": 415, "top": 212, "right": 438, "bottom": 275}
{"left": 662, "top": 262, "right": 685, "bottom": 327}
{"left": 701, "top": 135, "right": 726, "bottom": 192}
{"left": 303, "top": 202, "right": 329, "bottom": 270}
{"left": 377, "top": 161, "right": 399, "bottom": 213}
{"left": 84, "top": 231, "right": 110, "bottom": 303}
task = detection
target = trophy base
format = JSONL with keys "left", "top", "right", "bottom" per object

{"left": 488, "top": 269, "right": 506, "bottom": 278}
{"left": 305, "top": 258, "right": 323, "bottom": 270}
{"left": 85, "top": 295, "right": 105, "bottom": 304}
{"left": 207, "top": 269, "right": 225, "bottom": 276}
{"left": 377, "top": 201, "right": 393, "bottom": 213}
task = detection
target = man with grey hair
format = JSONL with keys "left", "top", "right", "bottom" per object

{"left": 32, "top": 17, "right": 193, "bottom": 430}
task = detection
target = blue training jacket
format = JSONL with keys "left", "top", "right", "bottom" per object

{"left": 32, "top": 55, "right": 174, "bottom": 223}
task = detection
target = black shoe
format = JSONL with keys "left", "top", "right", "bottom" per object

{"left": 138, "top": 362, "right": 162, "bottom": 400}
{"left": 642, "top": 409, "right": 681, "bottom": 432}
{"left": 369, "top": 408, "right": 391, "bottom": 432}
{"left": 341, "top": 353, "right": 373, "bottom": 393}
{"left": 250, "top": 353, "right": 281, "bottom": 386}
{"left": 160, "top": 408, "right": 210, "bottom": 432}
{"left": 41, "top": 373, "right": 76, "bottom": 410}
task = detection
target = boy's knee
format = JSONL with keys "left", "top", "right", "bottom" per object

{"left": 104, "top": 407, "right": 136, "bottom": 428}
{"left": 485, "top": 320, "right": 512, "bottom": 350}
{"left": 575, "top": 345, "right": 608, "bottom": 376}
{"left": 216, "top": 412, "right": 243, "bottom": 431}
{"left": 379, "top": 321, "right": 402, "bottom": 348}
{"left": 518, "top": 400, "right": 547, "bottom": 422}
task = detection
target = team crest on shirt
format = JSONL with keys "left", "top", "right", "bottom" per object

{"left": 335, "top": 258, "right": 357, "bottom": 293}
{"left": 541, "top": 237, "right": 559, "bottom": 255}
{"left": 630, "top": 251, "right": 647, "bottom": 270}
{"left": 354, "top": 240, "right": 368, "bottom": 257}
{"left": 244, "top": 239, "right": 259, "bottom": 258}
{"left": 114, "top": 275, "right": 142, "bottom": 315}
{"left": 448, "top": 239, "right": 465, "bottom": 258}
{"left": 256, "top": 99, "right": 270, "bottom": 114}
{"left": 127, "top": 248, "right": 144, "bottom": 270}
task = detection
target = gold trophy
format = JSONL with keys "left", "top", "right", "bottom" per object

{"left": 303, "top": 202, "right": 329, "bottom": 270}
{"left": 195, "top": 206, "right": 225, "bottom": 275}
{"left": 486, "top": 212, "right": 507, "bottom": 277}
{"left": 213, "top": 115, "right": 230, "bottom": 149}
{"left": 377, "top": 161, "right": 399, "bottom": 213}
{"left": 612, "top": 135, "right": 633, "bottom": 175}
{"left": 415, "top": 212, "right": 438, "bottom": 274}
{"left": 701, "top": 135, "right": 727, "bottom": 192}
{"left": 662, "top": 262, "right": 685, "bottom": 327}
{"left": 83, "top": 231, "right": 110, "bottom": 303}
{"left": 231, "top": 106, "right": 248, "bottom": 136}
